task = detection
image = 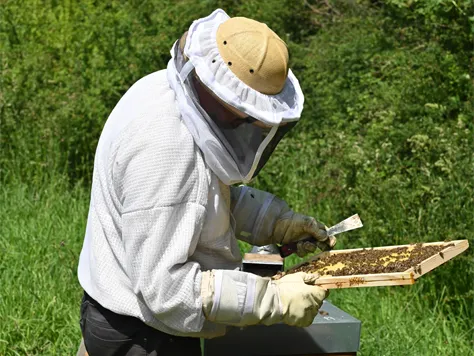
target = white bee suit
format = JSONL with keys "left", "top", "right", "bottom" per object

{"left": 78, "top": 70, "right": 242, "bottom": 338}
{"left": 78, "top": 8, "right": 328, "bottom": 339}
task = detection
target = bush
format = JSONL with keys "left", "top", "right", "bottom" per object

{"left": 1, "top": 0, "right": 319, "bottom": 184}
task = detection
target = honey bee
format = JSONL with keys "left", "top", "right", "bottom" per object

{"left": 414, "top": 265, "right": 422, "bottom": 274}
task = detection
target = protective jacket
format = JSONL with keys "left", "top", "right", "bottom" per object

{"left": 78, "top": 69, "right": 241, "bottom": 337}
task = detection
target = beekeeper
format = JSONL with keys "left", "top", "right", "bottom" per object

{"left": 77, "top": 9, "right": 336, "bottom": 356}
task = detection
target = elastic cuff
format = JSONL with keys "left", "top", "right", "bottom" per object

{"left": 200, "top": 271, "right": 214, "bottom": 318}
{"left": 209, "top": 270, "right": 223, "bottom": 320}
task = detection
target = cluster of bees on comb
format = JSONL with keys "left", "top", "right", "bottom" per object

{"left": 284, "top": 243, "right": 454, "bottom": 277}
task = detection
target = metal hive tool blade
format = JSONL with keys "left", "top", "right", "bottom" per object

{"left": 327, "top": 214, "right": 363, "bottom": 236}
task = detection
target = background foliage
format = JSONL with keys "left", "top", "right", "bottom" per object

{"left": 1, "top": 0, "right": 473, "bottom": 354}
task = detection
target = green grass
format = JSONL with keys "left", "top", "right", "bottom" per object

{"left": 0, "top": 180, "right": 87, "bottom": 355}
{"left": 329, "top": 287, "right": 474, "bottom": 355}
{"left": 1, "top": 182, "right": 473, "bottom": 355}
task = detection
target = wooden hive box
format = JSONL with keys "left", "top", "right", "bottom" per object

{"left": 280, "top": 240, "right": 469, "bottom": 289}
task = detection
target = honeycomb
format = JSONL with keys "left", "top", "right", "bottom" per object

{"left": 282, "top": 243, "right": 454, "bottom": 277}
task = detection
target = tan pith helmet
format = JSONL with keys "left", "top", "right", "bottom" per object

{"left": 180, "top": 9, "right": 304, "bottom": 125}
{"left": 216, "top": 17, "right": 289, "bottom": 95}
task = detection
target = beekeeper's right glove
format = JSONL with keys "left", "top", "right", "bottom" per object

{"left": 230, "top": 186, "right": 335, "bottom": 256}
{"left": 201, "top": 270, "right": 327, "bottom": 328}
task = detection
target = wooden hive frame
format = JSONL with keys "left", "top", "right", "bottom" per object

{"left": 287, "top": 240, "right": 469, "bottom": 289}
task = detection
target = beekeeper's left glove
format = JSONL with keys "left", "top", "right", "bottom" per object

{"left": 201, "top": 270, "right": 327, "bottom": 327}
{"left": 230, "top": 186, "right": 336, "bottom": 256}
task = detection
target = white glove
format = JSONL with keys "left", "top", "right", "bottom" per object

{"left": 273, "top": 272, "right": 328, "bottom": 326}
{"left": 201, "top": 270, "right": 327, "bottom": 328}
{"left": 230, "top": 186, "right": 336, "bottom": 256}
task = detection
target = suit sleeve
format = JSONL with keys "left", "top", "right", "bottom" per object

{"left": 114, "top": 116, "right": 210, "bottom": 333}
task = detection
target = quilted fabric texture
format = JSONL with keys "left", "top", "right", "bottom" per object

{"left": 78, "top": 70, "right": 241, "bottom": 337}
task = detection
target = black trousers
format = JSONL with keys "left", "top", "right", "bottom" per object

{"left": 80, "top": 292, "right": 201, "bottom": 356}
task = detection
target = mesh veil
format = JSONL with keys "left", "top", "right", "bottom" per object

{"left": 168, "top": 42, "right": 295, "bottom": 184}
